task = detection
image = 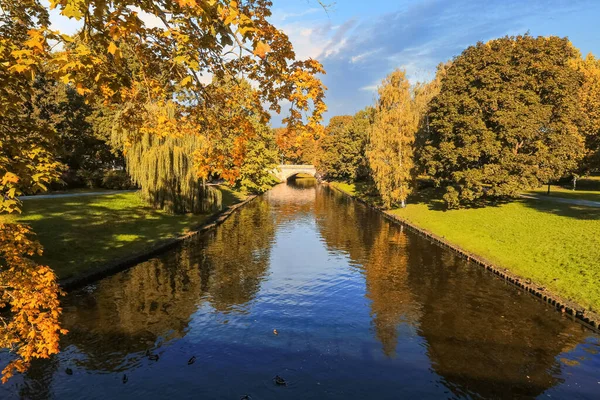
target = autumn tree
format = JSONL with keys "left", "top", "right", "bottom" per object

{"left": 299, "top": 132, "right": 321, "bottom": 165}
{"left": 113, "top": 78, "right": 277, "bottom": 212}
{"left": 237, "top": 124, "right": 279, "bottom": 193}
{"left": 368, "top": 70, "right": 419, "bottom": 208}
{"left": 317, "top": 108, "right": 372, "bottom": 181}
{"left": 577, "top": 54, "right": 600, "bottom": 174}
{"left": 0, "top": 1, "right": 66, "bottom": 382}
{"left": 1, "top": 0, "right": 327, "bottom": 382}
{"left": 275, "top": 127, "right": 304, "bottom": 164}
{"left": 48, "top": 0, "right": 327, "bottom": 205}
{"left": 421, "top": 35, "right": 585, "bottom": 207}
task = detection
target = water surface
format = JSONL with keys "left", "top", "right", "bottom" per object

{"left": 3, "top": 180, "right": 599, "bottom": 399}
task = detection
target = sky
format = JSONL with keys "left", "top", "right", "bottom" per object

{"left": 268, "top": 0, "right": 600, "bottom": 123}
{"left": 49, "top": 0, "right": 600, "bottom": 125}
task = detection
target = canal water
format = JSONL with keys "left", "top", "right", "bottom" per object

{"left": 2, "top": 180, "right": 599, "bottom": 399}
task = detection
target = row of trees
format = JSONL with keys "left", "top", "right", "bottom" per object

{"left": 1, "top": 0, "right": 326, "bottom": 381}
{"left": 318, "top": 35, "right": 600, "bottom": 209}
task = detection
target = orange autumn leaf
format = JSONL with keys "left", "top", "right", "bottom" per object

{"left": 107, "top": 41, "right": 118, "bottom": 55}
{"left": 254, "top": 41, "right": 271, "bottom": 59}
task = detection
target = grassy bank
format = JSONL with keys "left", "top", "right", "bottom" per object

{"left": 1, "top": 187, "right": 246, "bottom": 280}
{"left": 331, "top": 182, "right": 600, "bottom": 313}
{"left": 529, "top": 176, "right": 600, "bottom": 202}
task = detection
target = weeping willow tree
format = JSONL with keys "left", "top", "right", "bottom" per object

{"left": 112, "top": 104, "right": 222, "bottom": 214}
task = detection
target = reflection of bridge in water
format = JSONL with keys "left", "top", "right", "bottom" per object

{"left": 271, "top": 164, "right": 317, "bottom": 181}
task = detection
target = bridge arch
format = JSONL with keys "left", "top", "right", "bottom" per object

{"left": 271, "top": 165, "right": 317, "bottom": 182}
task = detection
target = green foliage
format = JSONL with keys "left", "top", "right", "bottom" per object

{"left": 101, "top": 170, "right": 134, "bottom": 190}
{"left": 237, "top": 125, "right": 279, "bottom": 194}
{"left": 368, "top": 70, "right": 419, "bottom": 209}
{"left": 318, "top": 109, "right": 372, "bottom": 181}
{"left": 36, "top": 78, "right": 121, "bottom": 174}
{"left": 421, "top": 35, "right": 585, "bottom": 208}
{"left": 76, "top": 168, "right": 104, "bottom": 189}
{"left": 15, "top": 70, "right": 125, "bottom": 191}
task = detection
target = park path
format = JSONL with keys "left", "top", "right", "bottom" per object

{"left": 521, "top": 193, "right": 600, "bottom": 208}
{"left": 19, "top": 190, "right": 137, "bottom": 200}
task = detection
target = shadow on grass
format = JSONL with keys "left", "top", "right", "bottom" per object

{"left": 519, "top": 197, "right": 600, "bottom": 220}
{"left": 346, "top": 181, "right": 386, "bottom": 207}
{"left": 407, "top": 186, "right": 600, "bottom": 220}
{"left": 406, "top": 188, "right": 514, "bottom": 212}
{"left": 17, "top": 189, "right": 244, "bottom": 279}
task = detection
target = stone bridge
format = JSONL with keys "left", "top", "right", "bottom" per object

{"left": 271, "top": 164, "right": 317, "bottom": 181}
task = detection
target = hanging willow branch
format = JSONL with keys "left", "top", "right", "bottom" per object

{"left": 112, "top": 103, "right": 222, "bottom": 214}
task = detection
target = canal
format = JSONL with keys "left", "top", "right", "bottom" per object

{"left": 2, "top": 180, "right": 599, "bottom": 399}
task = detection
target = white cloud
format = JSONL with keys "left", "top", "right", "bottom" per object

{"left": 278, "top": 22, "right": 328, "bottom": 60}
{"left": 360, "top": 84, "right": 379, "bottom": 92}
{"left": 350, "top": 49, "right": 381, "bottom": 64}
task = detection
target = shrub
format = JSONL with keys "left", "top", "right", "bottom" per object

{"left": 76, "top": 169, "right": 104, "bottom": 188}
{"left": 101, "top": 170, "right": 135, "bottom": 190}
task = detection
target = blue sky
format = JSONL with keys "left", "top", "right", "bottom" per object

{"left": 49, "top": 0, "right": 600, "bottom": 124}
{"left": 268, "top": 0, "right": 600, "bottom": 122}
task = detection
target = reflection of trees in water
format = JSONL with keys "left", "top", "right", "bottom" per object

{"left": 314, "top": 185, "right": 377, "bottom": 264}
{"left": 202, "top": 198, "right": 275, "bottom": 312}
{"left": 317, "top": 187, "right": 587, "bottom": 398}
{"left": 16, "top": 356, "right": 59, "bottom": 400}
{"left": 315, "top": 188, "right": 419, "bottom": 355}
{"left": 57, "top": 197, "right": 275, "bottom": 372}
{"left": 266, "top": 180, "right": 317, "bottom": 226}
{"left": 364, "top": 224, "right": 419, "bottom": 356}
{"left": 315, "top": 187, "right": 419, "bottom": 355}
{"left": 60, "top": 247, "right": 204, "bottom": 370}
{"left": 404, "top": 239, "right": 586, "bottom": 399}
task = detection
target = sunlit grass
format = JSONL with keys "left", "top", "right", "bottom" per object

{"left": 529, "top": 187, "right": 600, "bottom": 202}
{"left": 0, "top": 187, "right": 246, "bottom": 280}
{"left": 332, "top": 182, "right": 600, "bottom": 313}
{"left": 528, "top": 176, "right": 600, "bottom": 202}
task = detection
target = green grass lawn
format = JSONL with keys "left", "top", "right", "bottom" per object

{"left": 332, "top": 182, "right": 600, "bottom": 313}
{"left": 1, "top": 187, "right": 246, "bottom": 280}
{"left": 528, "top": 176, "right": 600, "bottom": 202}
{"left": 529, "top": 187, "right": 600, "bottom": 203}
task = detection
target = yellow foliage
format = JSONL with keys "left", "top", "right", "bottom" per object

{"left": 0, "top": 224, "right": 66, "bottom": 384}
{"left": 368, "top": 70, "right": 419, "bottom": 208}
{"left": 1, "top": 0, "right": 328, "bottom": 383}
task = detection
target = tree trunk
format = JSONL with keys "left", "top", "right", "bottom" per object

{"left": 572, "top": 176, "right": 577, "bottom": 191}
{"left": 401, "top": 199, "right": 406, "bottom": 208}
{"left": 547, "top": 183, "right": 551, "bottom": 195}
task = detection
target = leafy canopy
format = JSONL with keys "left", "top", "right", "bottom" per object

{"left": 421, "top": 35, "right": 585, "bottom": 207}
{"left": 317, "top": 109, "right": 372, "bottom": 182}
{"left": 368, "top": 69, "right": 419, "bottom": 209}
